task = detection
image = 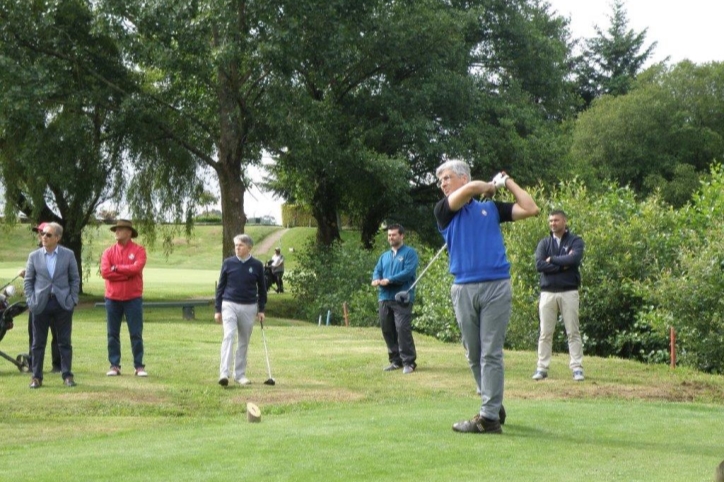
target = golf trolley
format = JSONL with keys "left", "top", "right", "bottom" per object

{"left": 0, "top": 283, "right": 31, "bottom": 372}
{"left": 264, "top": 261, "right": 276, "bottom": 293}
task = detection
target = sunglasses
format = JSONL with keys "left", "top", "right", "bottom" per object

{"left": 41, "top": 231, "right": 54, "bottom": 238}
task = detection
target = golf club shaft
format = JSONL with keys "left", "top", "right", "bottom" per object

{"left": 260, "top": 321, "right": 273, "bottom": 380}
{"left": 0, "top": 274, "right": 20, "bottom": 292}
{"left": 407, "top": 243, "right": 447, "bottom": 293}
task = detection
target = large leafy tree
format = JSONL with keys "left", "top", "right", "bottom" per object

{"left": 571, "top": 61, "right": 724, "bottom": 206}
{"left": 265, "top": 0, "right": 576, "bottom": 247}
{"left": 0, "top": 1, "right": 200, "bottom": 290}
{"left": 0, "top": 1, "right": 134, "bottom": 291}
{"left": 573, "top": 0, "right": 656, "bottom": 109}
{"left": 98, "top": 0, "right": 281, "bottom": 258}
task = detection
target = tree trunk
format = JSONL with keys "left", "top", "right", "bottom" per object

{"left": 212, "top": 36, "right": 248, "bottom": 261}
{"left": 62, "top": 231, "right": 84, "bottom": 295}
{"left": 311, "top": 181, "right": 341, "bottom": 246}
{"left": 360, "top": 207, "right": 385, "bottom": 250}
{"left": 215, "top": 161, "right": 247, "bottom": 260}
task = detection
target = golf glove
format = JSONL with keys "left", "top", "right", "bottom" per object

{"left": 492, "top": 172, "right": 509, "bottom": 189}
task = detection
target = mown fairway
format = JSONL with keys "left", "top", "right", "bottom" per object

{"left": 0, "top": 225, "right": 723, "bottom": 481}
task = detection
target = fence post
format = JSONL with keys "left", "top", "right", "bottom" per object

{"left": 343, "top": 302, "right": 349, "bottom": 327}
{"left": 670, "top": 326, "right": 676, "bottom": 369}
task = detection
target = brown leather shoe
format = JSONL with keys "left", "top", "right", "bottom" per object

{"left": 64, "top": 376, "right": 76, "bottom": 387}
{"left": 452, "top": 414, "right": 502, "bottom": 434}
{"left": 29, "top": 378, "right": 42, "bottom": 389}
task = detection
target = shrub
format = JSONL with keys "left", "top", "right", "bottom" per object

{"left": 290, "top": 169, "right": 724, "bottom": 373}
{"left": 286, "top": 239, "right": 379, "bottom": 325}
{"left": 638, "top": 165, "right": 724, "bottom": 373}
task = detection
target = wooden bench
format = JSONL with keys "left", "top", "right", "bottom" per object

{"left": 94, "top": 300, "right": 211, "bottom": 320}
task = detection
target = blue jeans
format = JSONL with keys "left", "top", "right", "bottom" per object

{"left": 106, "top": 297, "right": 144, "bottom": 369}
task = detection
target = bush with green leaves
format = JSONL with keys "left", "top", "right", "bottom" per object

{"left": 504, "top": 181, "right": 676, "bottom": 359}
{"left": 637, "top": 165, "right": 724, "bottom": 373}
{"left": 291, "top": 168, "right": 724, "bottom": 372}
{"left": 410, "top": 245, "right": 457, "bottom": 341}
{"left": 286, "top": 239, "right": 380, "bottom": 325}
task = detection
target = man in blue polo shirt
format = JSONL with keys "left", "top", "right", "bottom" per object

{"left": 372, "top": 224, "right": 419, "bottom": 374}
{"left": 434, "top": 160, "right": 539, "bottom": 434}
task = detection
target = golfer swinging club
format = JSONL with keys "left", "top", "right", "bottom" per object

{"left": 434, "top": 159, "right": 539, "bottom": 434}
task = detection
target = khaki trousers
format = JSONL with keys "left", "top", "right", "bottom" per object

{"left": 536, "top": 290, "right": 583, "bottom": 372}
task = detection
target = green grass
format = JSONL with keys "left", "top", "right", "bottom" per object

{"left": 0, "top": 223, "right": 282, "bottom": 269}
{"left": 253, "top": 226, "right": 317, "bottom": 271}
{"left": 2, "top": 224, "right": 724, "bottom": 480}
{"left": 1, "top": 304, "right": 724, "bottom": 481}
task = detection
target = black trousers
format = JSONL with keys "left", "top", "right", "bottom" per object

{"left": 378, "top": 300, "right": 417, "bottom": 367}
{"left": 273, "top": 271, "right": 284, "bottom": 293}
{"left": 28, "top": 312, "right": 61, "bottom": 368}
{"left": 31, "top": 297, "right": 74, "bottom": 380}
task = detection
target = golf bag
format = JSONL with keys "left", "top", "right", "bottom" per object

{"left": 264, "top": 261, "right": 276, "bottom": 293}
{"left": 0, "top": 293, "right": 31, "bottom": 371}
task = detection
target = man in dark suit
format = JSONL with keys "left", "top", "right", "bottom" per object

{"left": 18, "top": 222, "right": 61, "bottom": 373}
{"left": 24, "top": 222, "right": 80, "bottom": 388}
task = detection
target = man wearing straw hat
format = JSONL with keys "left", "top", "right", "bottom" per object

{"left": 100, "top": 219, "right": 148, "bottom": 377}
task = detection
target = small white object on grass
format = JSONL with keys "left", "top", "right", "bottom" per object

{"left": 247, "top": 402, "right": 261, "bottom": 423}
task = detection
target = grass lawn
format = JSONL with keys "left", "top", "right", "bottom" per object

{"left": 1, "top": 304, "right": 723, "bottom": 481}
{"left": 1, "top": 224, "right": 723, "bottom": 480}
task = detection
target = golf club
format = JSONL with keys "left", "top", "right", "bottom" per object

{"left": 0, "top": 274, "right": 21, "bottom": 293}
{"left": 394, "top": 243, "right": 447, "bottom": 304}
{"left": 259, "top": 319, "right": 276, "bottom": 386}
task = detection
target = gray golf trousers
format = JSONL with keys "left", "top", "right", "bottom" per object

{"left": 451, "top": 278, "right": 511, "bottom": 421}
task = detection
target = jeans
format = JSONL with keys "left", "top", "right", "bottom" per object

{"left": 106, "top": 297, "right": 145, "bottom": 369}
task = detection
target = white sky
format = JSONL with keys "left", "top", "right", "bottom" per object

{"left": 548, "top": 0, "right": 724, "bottom": 65}
{"left": 243, "top": 0, "right": 724, "bottom": 224}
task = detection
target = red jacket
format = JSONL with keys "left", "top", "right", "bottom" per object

{"left": 101, "top": 240, "right": 147, "bottom": 301}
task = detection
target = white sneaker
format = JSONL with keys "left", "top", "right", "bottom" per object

{"left": 573, "top": 370, "right": 584, "bottom": 382}
{"left": 135, "top": 368, "right": 148, "bottom": 377}
{"left": 532, "top": 370, "right": 548, "bottom": 381}
{"left": 106, "top": 366, "right": 121, "bottom": 376}
{"left": 237, "top": 377, "right": 251, "bottom": 385}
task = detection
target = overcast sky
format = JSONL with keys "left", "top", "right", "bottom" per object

{"left": 244, "top": 0, "right": 724, "bottom": 224}
{"left": 549, "top": 0, "right": 724, "bottom": 65}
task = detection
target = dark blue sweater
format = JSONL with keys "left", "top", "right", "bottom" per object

{"left": 535, "top": 230, "right": 584, "bottom": 292}
{"left": 215, "top": 255, "right": 267, "bottom": 312}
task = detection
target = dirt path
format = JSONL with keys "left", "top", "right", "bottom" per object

{"left": 252, "top": 227, "right": 289, "bottom": 256}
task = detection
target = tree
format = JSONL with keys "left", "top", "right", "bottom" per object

{"left": 573, "top": 0, "right": 656, "bottom": 108}
{"left": 99, "top": 0, "right": 282, "bottom": 258}
{"left": 265, "top": 0, "right": 577, "bottom": 247}
{"left": 0, "top": 0, "right": 134, "bottom": 292}
{"left": 571, "top": 61, "right": 724, "bottom": 205}
{"left": 0, "top": 1, "right": 201, "bottom": 289}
